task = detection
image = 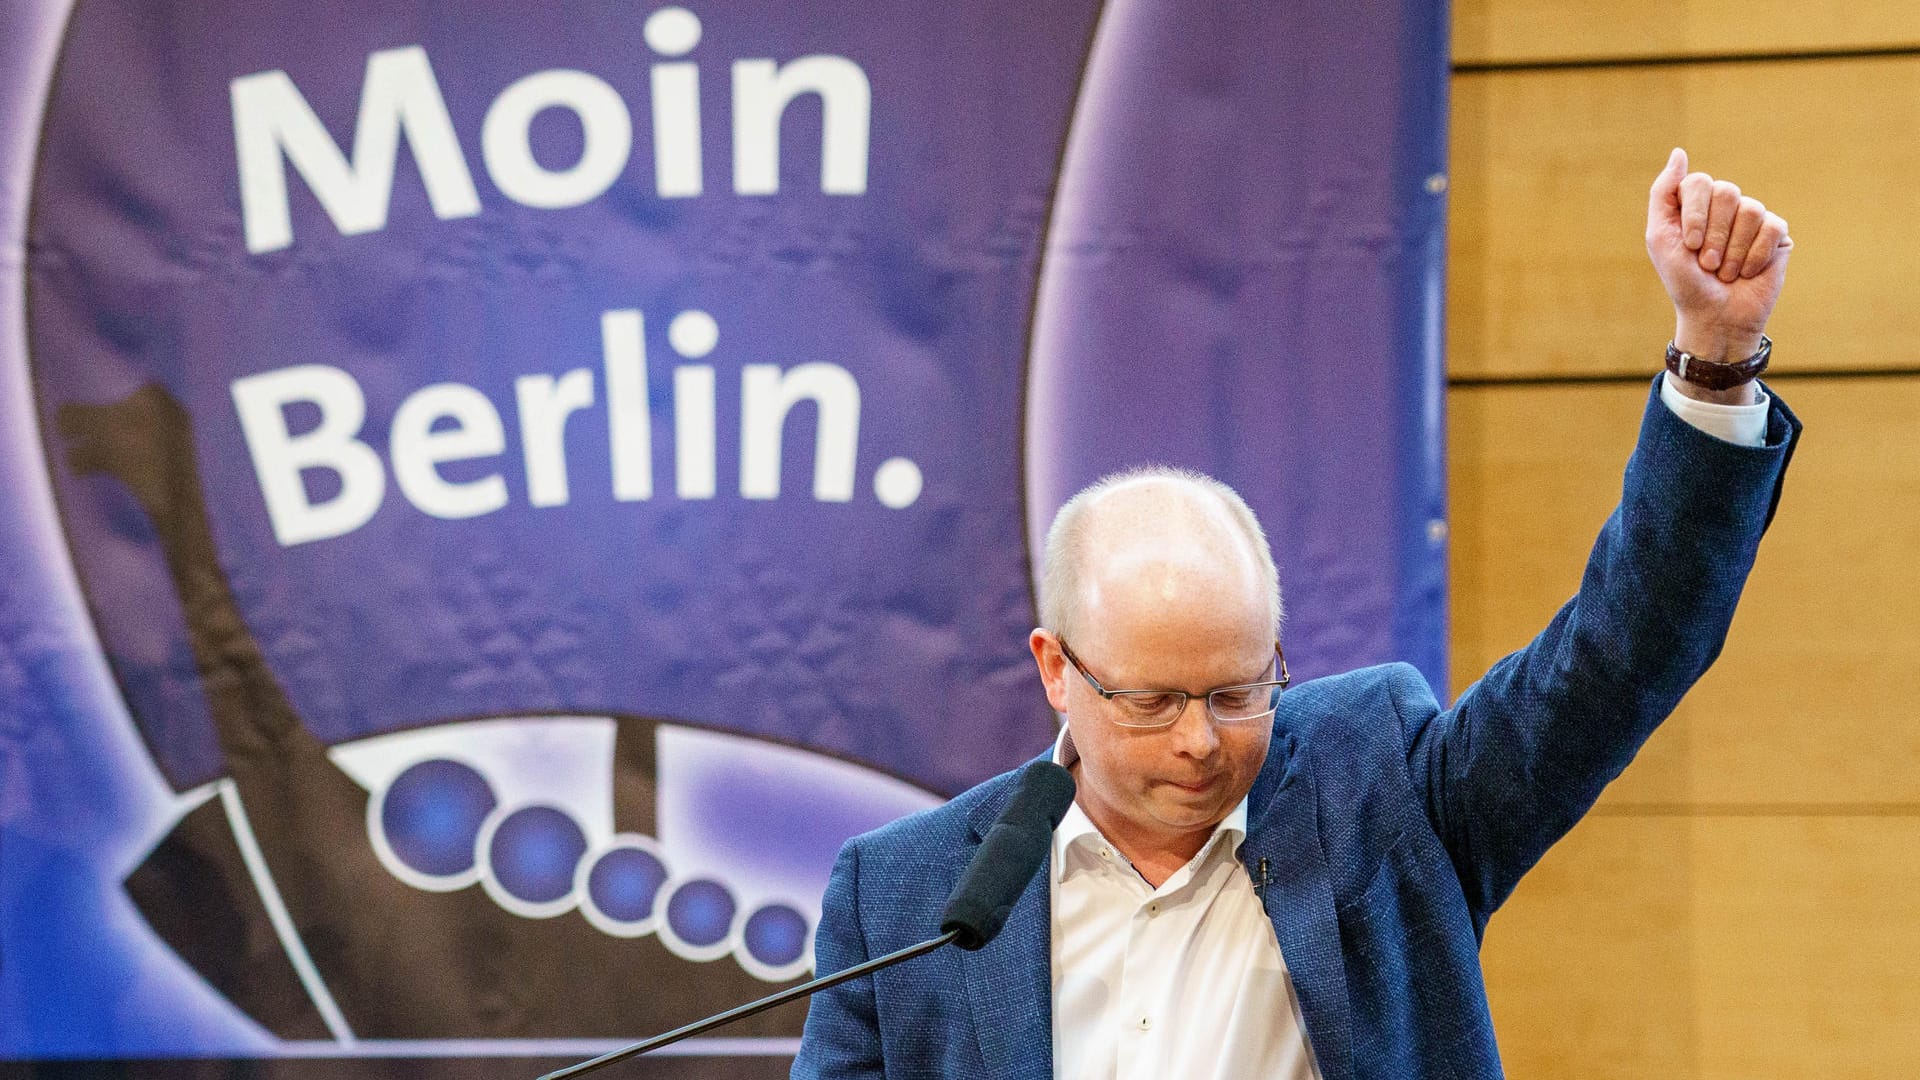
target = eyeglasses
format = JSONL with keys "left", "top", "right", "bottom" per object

{"left": 1054, "top": 636, "right": 1289, "bottom": 729}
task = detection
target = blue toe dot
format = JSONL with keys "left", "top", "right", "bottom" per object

{"left": 380, "top": 759, "right": 496, "bottom": 878}
{"left": 744, "top": 904, "right": 809, "bottom": 967}
{"left": 490, "top": 806, "right": 587, "bottom": 904}
{"left": 667, "top": 879, "right": 735, "bottom": 947}
{"left": 588, "top": 847, "right": 669, "bottom": 922}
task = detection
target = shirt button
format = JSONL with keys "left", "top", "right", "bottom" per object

{"left": 1146, "top": 901, "right": 1160, "bottom": 916}
{"left": 1100, "top": 847, "right": 1113, "bottom": 859}
{"left": 1138, "top": 1016, "right": 1152, "bottom": 1031}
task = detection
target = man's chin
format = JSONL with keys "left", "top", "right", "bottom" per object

{"left": 1148, "top": 793, "right": 1228, "bottom": 831}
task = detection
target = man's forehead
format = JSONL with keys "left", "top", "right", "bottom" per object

{"left": 1079, "top": 562, "right": 1269, "bottom": 667}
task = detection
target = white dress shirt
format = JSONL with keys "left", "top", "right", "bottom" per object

{"left": 1049, "top": 727, "right": 1319, "bottom": 1080}
{"left": 1044, "top": 376, "right": 1769, "bottom": 1079}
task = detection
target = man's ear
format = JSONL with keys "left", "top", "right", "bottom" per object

{"left": 1029, "top": 628, "right": 1071, "bottom": 713}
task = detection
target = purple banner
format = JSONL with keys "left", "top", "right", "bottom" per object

{"left": 0, "top": 0, "right": 1447, "bottom": 1071}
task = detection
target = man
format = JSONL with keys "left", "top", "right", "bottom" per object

{"left": 792, "top": 149, "right": 1799, "bottom": 1079}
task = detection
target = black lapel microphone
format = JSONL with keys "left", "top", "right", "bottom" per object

{"left": 536, "top": 760, "right": 1076, "bottom": 1080}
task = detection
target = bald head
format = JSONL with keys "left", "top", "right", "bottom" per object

{"left": 1038, "top": 468, "right": 1281, "bottom": 646}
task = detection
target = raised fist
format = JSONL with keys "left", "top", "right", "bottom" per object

{"left": 1645, "top": 147, "right": 1792, "bottom": 368}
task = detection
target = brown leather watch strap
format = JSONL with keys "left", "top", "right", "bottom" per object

{"left": 1665, "top": 335, "right": 1771, "bottom": 390}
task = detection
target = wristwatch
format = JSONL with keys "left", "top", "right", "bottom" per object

{"left": 1665, "top": 334, "right": 1770, "bottom": 391}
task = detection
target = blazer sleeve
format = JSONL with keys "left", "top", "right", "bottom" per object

{"left": 792, "top": 840, "right": 886, "bottom": 1079}
{"left": 1402, "top": 377, "right": 1802, "bottom": 934}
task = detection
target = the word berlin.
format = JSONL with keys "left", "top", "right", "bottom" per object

{"left": 225, "top": 7, "right": 916, "bottom": 548}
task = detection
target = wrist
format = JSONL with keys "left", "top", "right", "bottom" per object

{"left": 1663, "top": 329, "right": 1769, "bottom": 405}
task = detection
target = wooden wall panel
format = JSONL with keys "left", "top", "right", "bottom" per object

{"left": 1448, "top": 6, "right": 1915, "bottom": 1077}
{"left": 1449, "top": 57, "right": 1920, "bottom": 380}
{"left": 1481, "top": 814, "right": 1920, "bottom": 1078}
{"left": 1448, "top": 376, "right": 1920, "bottom": 807}
{"left": 1455, "top": 1, "right": 1920, "bottom": 66}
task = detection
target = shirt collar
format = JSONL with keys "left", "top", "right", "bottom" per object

{"left": 1049, "top": 724, "right": 1249, "bottom": 881}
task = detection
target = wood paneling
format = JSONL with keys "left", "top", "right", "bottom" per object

{"left": 1449, "top": 57, "right": 1920, "bottom": 380}
{"left": 1448, "top": 376, "right": 1920, "bottom": 807}
{"left": 1482, "top": 814, "right": 1920, "bottom": 1078}
{"left": 1454, "top": 1, "right": 1920, "bottom": 66}
{"left": 1448, "top": 7, "right": 1917, "bottom": 1077}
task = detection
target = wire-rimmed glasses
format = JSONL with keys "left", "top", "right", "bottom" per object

{"left": 1055, "top": 637, "right": 1289, "bottom": 729}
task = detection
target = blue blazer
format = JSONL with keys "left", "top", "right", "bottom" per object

{"left": 794, "top": 381, "right": 1801, "bottom": 1080}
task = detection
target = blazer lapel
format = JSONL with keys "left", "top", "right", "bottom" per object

{"left": 960, "top": 776, "right": 1054, "bottom": 1080}
{"left": 1244, "top": 732, "right": 1355, "bottom": 1080}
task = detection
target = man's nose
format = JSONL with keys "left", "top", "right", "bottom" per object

{"left": 1167, "top": 696, "right": 1219, "bottom": 758}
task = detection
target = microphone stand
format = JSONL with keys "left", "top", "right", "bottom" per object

{"left": 536, "top": 758, "right": 1075, "bottom": 1080}
{"left": 535, "top": 927, "right": 962, "bottom": 1080}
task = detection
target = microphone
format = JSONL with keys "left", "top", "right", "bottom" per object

{"left": 941, "top": 760, "right": 1076, "bottom": 949}
{"left": 534, "top": 760, "right": 1076, "bottom": 1080}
